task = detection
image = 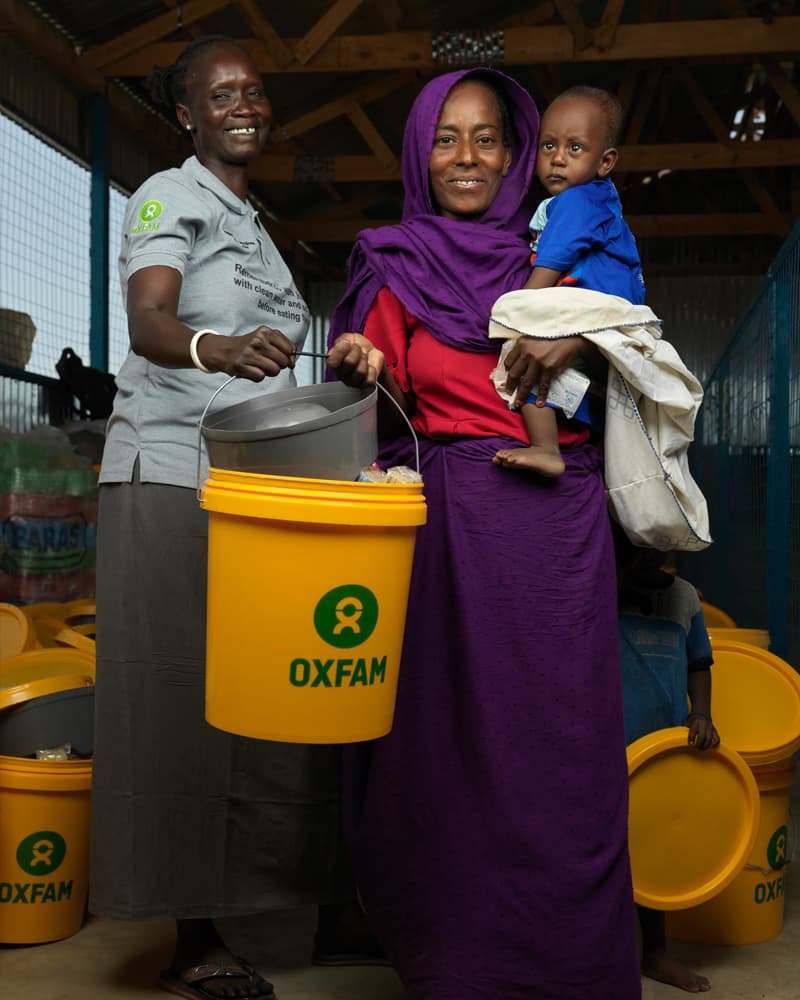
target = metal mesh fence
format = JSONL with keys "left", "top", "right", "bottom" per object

{"left": 0, "top": 109, "right": 130, "bottom": 379}
{"left": 0, "top": 110, "right": 91, "bottom": 378}
{"left": 681, "top": 222, "right": 800, "bottom": 668}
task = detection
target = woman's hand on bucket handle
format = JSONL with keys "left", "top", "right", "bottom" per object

{"left": 204, "top": 326, "right": 297, "bottom": 381}
{"left": 327, "top": 333, "right": 384, "bottom": 387}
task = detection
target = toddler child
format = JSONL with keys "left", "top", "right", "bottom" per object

{"left": 494, "top": 85, "right": 645, "bottom": 477}
{"left": 616, "top": 528, "right": 719, "bottom": 994}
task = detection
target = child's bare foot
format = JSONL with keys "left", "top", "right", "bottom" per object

{"left": 642, "top": 948, "right": 711, "bottom": 993}
{"left": 493, "top": 445, "right": 565, "bottom": 478}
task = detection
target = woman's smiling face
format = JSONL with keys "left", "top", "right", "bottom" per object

{"left": 428, "top": 79, "right": 512, "bottom": 221}
{"left": 177, "top": 43, "right": 273, "bottom": 170}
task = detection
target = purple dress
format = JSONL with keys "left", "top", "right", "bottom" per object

{"left": 333, "top": 67, "right": 640, "bottom": 999}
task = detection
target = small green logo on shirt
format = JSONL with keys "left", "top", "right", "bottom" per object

{"left": 131, "top": 199, "right": 163, "bottom": 234}
{"left": 139, "top": 200, "right": 162, "bottom": 222}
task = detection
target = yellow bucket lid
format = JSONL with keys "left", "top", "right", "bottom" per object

{"left": 627, "top": 727, "right": 759, "bottom": 910}
{"left": 1, "top": 603, "right": 33, "bottom": 658}
{"left": 707, "top": 627, "right": 770, "bottom": 650}
{"left": 22, "top": 601, "right": 70, "bottom": 621}
{"left": 0, "top": 647, "right": 96, "bottom": 687}
{"left": 708, "top": 640, "right": 800, "bottom": 766}
{"left": 54, "top": 626, "right": 96, "bottom": 656}
{"left": 0, "top": 672, "right": 94, "bottom": 710}
{"left": 30, "top": 615, "right": 68, "bottom": 648}
{"left": 700, "top": 601, "right": 737, "bottom": 628}
{"left": 64, "top": 599, "right": 97, "bottom": 625}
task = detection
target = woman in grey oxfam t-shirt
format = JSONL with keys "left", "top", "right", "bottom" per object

{"left": 91, "top": 34, "right": 381, "bottom": 1000}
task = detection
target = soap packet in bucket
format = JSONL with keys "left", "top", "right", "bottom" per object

{"left": 197, "top": 375, "right": 426, "bottom": 745}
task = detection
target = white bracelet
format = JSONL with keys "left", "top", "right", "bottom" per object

{"left": 189, "top": 329, "right": 216, "bottom": 373}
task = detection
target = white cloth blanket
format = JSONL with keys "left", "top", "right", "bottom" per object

{"left": 489, "top": 286, "right": 712, "bottom": 552}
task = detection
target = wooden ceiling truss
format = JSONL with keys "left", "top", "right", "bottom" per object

{"left": 4, "top": 0, "right": 799, "bottom": 270}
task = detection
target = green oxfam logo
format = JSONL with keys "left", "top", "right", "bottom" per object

{"left": 139, "top": 199, "right": 163, "bottom": 222}
{"left": 767, "top": 825, "right": 788, "bottom": 870}
{"left": 313, "top": 584, "right": 379, "bottom": 649}
{"left": 16, "top": 831, "right": 67, "bottom": 876}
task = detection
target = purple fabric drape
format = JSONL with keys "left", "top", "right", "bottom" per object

{"left": 334, "top": 68, "right": 641, "bottom": 999}
{"left": 329, "top": 68, "right": 539, "bottom": 352}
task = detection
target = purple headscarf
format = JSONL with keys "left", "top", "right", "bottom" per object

{"left": 328, "top": 68, "right": 540, "bottom": 353}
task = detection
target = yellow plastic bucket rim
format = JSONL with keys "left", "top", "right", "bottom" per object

{"left": 54, "top": 626, "right": 96, "bottom": 655}
{"left": 0, "top": 603, "right": 32, "bottom": 655}
{"left": 0, "top": 648, "right": 96, "bottom": 689}
{"left": 22, "top": 602, "right": 71, "bottom": 621}
{"left": 0, "top": 673, "right": 94, "bottom": 710}
{"left": 202, "top": 466, "right": 427, "bottom": 527}
{"left": 711, "top": 640, "right": 800, "bottom": 766}
{"left": 749, "top": 760, "right": 797, "bottom": 792}
{"left": 0, "top": 753, "right": 92, "bottom": 791}
{"left": 627, "top": 727, "right": 760, "bottom": 910}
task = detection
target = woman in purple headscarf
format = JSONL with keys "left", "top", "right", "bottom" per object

{"left": 327, "top": 68, "right": 640, "bottom": 1000}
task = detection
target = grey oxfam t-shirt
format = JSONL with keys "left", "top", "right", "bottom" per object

{"left": 101, "top": 156, "right": 311, "bottom": 489}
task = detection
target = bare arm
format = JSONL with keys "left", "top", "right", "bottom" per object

{"left": 127, "top": 265, "right": 296, "bottom": 381}
{"left": 687, "top": 668, "right": 720, "bottom": 750}
{"left": 521, "top": 265, "right": 563, "bottom": 290}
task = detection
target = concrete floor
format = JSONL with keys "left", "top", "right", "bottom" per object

{"left": 2, "top": 782, "right": 798, "bottom": 999}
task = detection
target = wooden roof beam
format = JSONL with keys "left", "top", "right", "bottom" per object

{"left": 763, "top": 58, "right": 800, "bottom": 129}
{"left": 97, "top": 17, "right": 800, "bottom": 75}
{"left": 271, "top": 72, "right": 413, "bottom": 142}
{"left": 500, "top": 3, "right": 557, "bottom": 28}
{"left": 294, "top": 0, "right": 367, "bottom": 65}
{"left": 279, "top": 212, "right": 793, "bottom": 243}
{"left": 593, "top": 0, "right": 626, "bottom": 51}
{"left": 673, "top": 63, "right": 784, "bottom": 220}
{"left": 86, "top": 0, "right": 232, "bottom": 70}
{"left": 347, "top": 105, "right": 399, "bottom": 170}
{"left": 376, "top": 0, "right": 404, "bottom": 32}
{"left": 554, "top": 0, "right": 594, "bottom": 50}
{"left": 236, "top": 0, "right": 296, "bottom": 69}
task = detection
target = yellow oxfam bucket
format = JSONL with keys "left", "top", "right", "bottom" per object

{"left": 200, "top": 468, "right": 426, "bottom": 743}
{"left": 705, "top": 641, "right": 800, "bottom": 767}
{"left": 667, "top": 760, "right": 795, "bottom": 945}
{"left": 0, "top": 755, "right": 92, "bottom": 943}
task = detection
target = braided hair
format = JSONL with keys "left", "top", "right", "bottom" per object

{"left": 146, "top": 35, "right": 250, "bottom": 113}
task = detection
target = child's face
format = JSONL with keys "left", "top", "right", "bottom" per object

{"left": 535, "top": 96, "right": 617, "bottom": 196}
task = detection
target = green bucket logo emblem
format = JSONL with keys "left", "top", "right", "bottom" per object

{"left": 767, "top": 825, "right": 788, "bottom": 870}
{"left": 139, "top": 199, "right": 163, "bottom": 222}
{"left": 16, "top": 831, "right": 66, "bottom": 876}
{"left": 314, "top": 585, "right": 379, "bottom": 649}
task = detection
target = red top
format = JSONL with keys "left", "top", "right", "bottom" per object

{"left": 363, "top": 287, "right": 590, "bottom": 446}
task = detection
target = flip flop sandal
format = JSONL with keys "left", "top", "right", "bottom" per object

{"left": 158, "top": 958, "right": 275, "bottom": 1000}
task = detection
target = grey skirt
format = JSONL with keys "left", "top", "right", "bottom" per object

{"left": 89, "top": 471, "right": 350, "bottom": 919}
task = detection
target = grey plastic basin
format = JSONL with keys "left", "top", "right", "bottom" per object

{"left": 0, "top": 686, "right": 94, "bottom": 757}
{"left": 201, "top": 382, "right": 378, "bottom": 482}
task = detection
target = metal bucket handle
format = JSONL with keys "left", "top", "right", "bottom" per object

{"left": 196, "top": 372, "right": 420, "bottom": 499}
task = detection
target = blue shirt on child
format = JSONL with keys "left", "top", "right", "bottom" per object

{"left": 532, "top": 177, "right": 645, "bottom": 305}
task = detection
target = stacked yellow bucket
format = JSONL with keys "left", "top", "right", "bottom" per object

{"left": 0, "top": 600, "right": 95, "bottom": 944}
{"left": 665, "top": 625, "right": 799, "bottom": 945}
